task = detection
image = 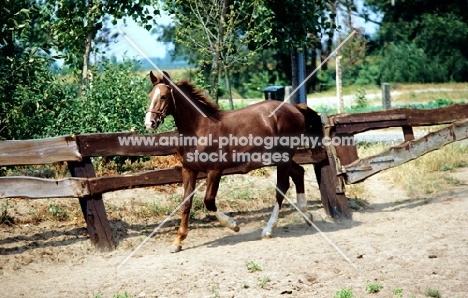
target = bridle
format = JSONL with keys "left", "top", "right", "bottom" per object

{"left": 146, "top": 83, "right": 175, "bottom": 118}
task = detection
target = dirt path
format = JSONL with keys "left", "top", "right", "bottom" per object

{"left": 1, "top": 167, "right": 468, "bottom": 298}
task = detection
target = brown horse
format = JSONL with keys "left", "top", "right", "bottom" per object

{"left": 145, "top": 71, "right": 323, "bottom": 252}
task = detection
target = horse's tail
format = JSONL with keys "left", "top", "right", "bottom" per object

{"left": 294, "top": 104, "right": 324, "bottom": 149}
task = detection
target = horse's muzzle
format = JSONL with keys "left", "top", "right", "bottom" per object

{"left": 146, "top": 116, "right": 164, "bottom": 130}
{"left": 145, "top": 111, "right": 165, "bottom": 130}
{"left": 154, "top": 115, "right": 165, "bottom": 128}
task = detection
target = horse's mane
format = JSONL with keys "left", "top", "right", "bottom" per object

{"left": 176, "top": 79, "right": 222, "bottom": 119}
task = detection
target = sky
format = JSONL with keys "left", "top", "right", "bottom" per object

{"left": 106, "top": 12, "right": 173, "bottom": 61}
{"left": 106, "top": 3, "right": 380, "bottom": 62}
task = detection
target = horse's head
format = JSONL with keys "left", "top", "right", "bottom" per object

{"left": 145, "top": 71, "right": 174, "bottom": 130}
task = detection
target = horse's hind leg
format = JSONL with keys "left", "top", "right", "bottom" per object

{"left": 289, "top": 161, "right": 306, "bottom": 210}
{"left": 289, "top": 161, "right": 313, "bottom": 226}
{"left": 262, "top": 163, "right": 291, "bottom": 238}
{"left": 205, "top": 170, "right": 239, "bottom": 232}
{"left": 171, "top": 167, "right": 198, "bottom": 253}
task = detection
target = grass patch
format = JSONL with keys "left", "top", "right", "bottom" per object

{"left": 1, "top": 199, "right": 15, "bottom": 226}
{"left": 210, "top": 285, "right": 220, "bottom": 298}
{"left": 333, "top": 288, "right": 356, "bottom": 298}
{"left": 257, "top": 276, "right": 271, "bottom": 288}
{"left": 48, "top": 202, "right": 70, "bottom": 221}
{"left": 392, "top": 288, "right": 404, "bottom": 298}
{"left": 425, "top": 288, "right": 441, "bottom": 298}
{"left": 366, "top": 280, "right": 383, "bottom": 293}
{"left": 246, "top": 261, "right": 262, "bottom": 272}
{"left": 113, "top": 292, "right": 134, "bottom": 298}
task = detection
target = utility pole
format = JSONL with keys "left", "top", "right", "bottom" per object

{"left": 298, "top": 50, "right": 306, "bottom": 104}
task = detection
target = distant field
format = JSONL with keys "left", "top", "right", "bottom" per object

{"left": 137, "top": 68, "right": 467, "bottom": 109}
{"left": 311, "top": 82, "right": 467, "bottom": 101}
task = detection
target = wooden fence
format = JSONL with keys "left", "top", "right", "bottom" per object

{"left": 1, "top": 103, "right": 468, "bottom": 251}
{"left": 0, "top": 131, "right": 331, "bottom": 251}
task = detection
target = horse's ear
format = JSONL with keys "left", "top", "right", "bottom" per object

{"left": 162, "top": 71, "right": 172, "bottom": 85}
{"left": 149, "top": 71, "right": 159, "bottom": 85}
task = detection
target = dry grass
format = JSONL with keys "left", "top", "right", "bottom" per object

{"left": 393, "top": 82, "right": 467, "bottom": 92}
{"left": 1, "top": 198, "right": 85, "bottom": 226}
{"left": 391, "top": 83, "right": 468, "bottom": 104}
{"left": 0, "top": 159, "right": 277, "bottom": 227}
{"left": 355, "top": 140, "right": 468, "bottom": 197}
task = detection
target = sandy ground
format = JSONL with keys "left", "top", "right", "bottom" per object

{"left": 1, "top": 166, "right": 468, "bottom": 298}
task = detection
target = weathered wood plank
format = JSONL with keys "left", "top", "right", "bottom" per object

{"left": 0, "top": 136, "right": 81, "bottom": 166}
{"left": 331, "top": 103, "right": 468, "bottom": 134}
{"left": 317, "top": 114, "right": 351, "bottom": 219}
{"left": 332, "top": 133, "right": 359, "bottom": 166}
{"left": 402, "top": 125, "right": 415, "bottom": 142}
{"left": 344, "top": 118, "right": 468, "bottom": 184}
{"left": 68, "top": 157, "right": 115, "bottom": 252}
{"left": 333, "top": 113, "right": 406, "bottom": 124}
{"left": 314, "top": 160, "right": 351, "bottom": 219}
{"left": 88, "top": 167, "right": 183, "bottom": 194}
{"left": 0, "top": 149, "right": 325, "bottom": 199}
{"left": 0, "top": 176, "right": 89, "bottom": 198}
{"left": 88, "top": 148, "right": 326, "bottom": 195}
{"left": 76, "top": 131, "right": 178, "bottom": 157}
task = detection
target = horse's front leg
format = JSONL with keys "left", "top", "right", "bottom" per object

{"left": 171, "top": 166, "right": 198, "bottom": 253}
{"left": 205, "top": 170, "right": 240, "bottom": 232}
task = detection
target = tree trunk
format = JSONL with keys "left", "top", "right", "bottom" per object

{"left": 210, "top": 0, "right": 228, "bottom": 104}
{"left": 224, "top": 64, "right": 234, "bottom": 110}
{"left": 210, "top": 52, "right": 220, "bottom": 104}
{"left": 81, "top": 0, "right": 94, "bottom": 98}
{"left": 81, "top": 32, "right": 93, "bottom": 97}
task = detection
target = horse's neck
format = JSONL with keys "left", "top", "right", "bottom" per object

{"left": 172, "top": 95, "right": 215, "bottom": 135}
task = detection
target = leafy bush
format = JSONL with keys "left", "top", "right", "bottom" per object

{"left": 352, "top": 88, "right": 368, "bottom": 109}
{"left": 0, "top": 49, "right": 76, "bottom": 140}
{"left": 1, "top": 57, "right": 174, "bottom": 140}
{"left": 73, "top": 59, "right": 153, "bottom": 134}
{"left": 376, "top": 42, "right": 465, "bottom": 84}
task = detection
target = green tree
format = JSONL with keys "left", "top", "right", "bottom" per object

{"left": 0, "top": 3, "right": 72, "bottom": 140}
{"left": 362, "top": 0, "right": 468, "bottom": 82}
{"left": 163, "top": 0, "right": 275, "bottom": 106}
{"left": 160, "top": 0, "right": 333, "bottom": 103}
{"left": 264, "top": 0, "right": 330, "bottom": 100}
{"left": 39, "top": 0, "right": 160, "bottom": 90}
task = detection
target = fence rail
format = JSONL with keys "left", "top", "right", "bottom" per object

{"left": 0, "top": 131, "right": 328, "bottom": 252}
{"left": 2, "top": 103, "right": 468, "bottom": 252}
{"left": 0, "top": 148, "right": 323, "bottom": 199}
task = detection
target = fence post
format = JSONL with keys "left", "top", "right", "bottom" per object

{"left": 68, "top": 157, "right": 115, "bottom": 252}
{"left": 382, "top": 83, "right": 391, "bottom": 110}
{"left": 313, "top": 114, "right": 351, "bottom": 219}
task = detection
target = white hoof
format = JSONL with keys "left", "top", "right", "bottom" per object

{"left": 297, "top": 193, "right": 307, "bottom": 211}
{"left": 261, "top": 230, "right": 272, "bottom": 238}
{"left": 215, "top": 211, "right": 239, "bottom": 232}
{"left": 170, "top": 245, "right": 182, "bottom": 253}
